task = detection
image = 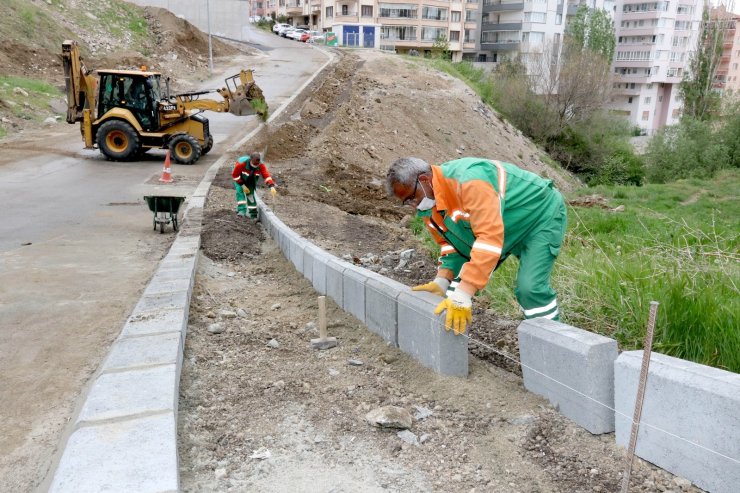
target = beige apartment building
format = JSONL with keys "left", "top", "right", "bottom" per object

{"left": 266, "top": 0, "right": 481, "bottom": 60}
{"left": 711, "top": 6, "right": 740, "bottom": 96}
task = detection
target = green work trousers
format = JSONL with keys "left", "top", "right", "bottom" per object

{"left": 511, "top": 194, "right": 567, "bottom": 321}
{"left": 234, "top": 183, "right": 258, "bottom": 218}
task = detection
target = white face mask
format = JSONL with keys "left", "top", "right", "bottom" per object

{"left": 416, "top": 181, "right": 435, "bottom": 211}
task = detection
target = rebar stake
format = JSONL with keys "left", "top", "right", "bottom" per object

{"left": 621, "top": 301, "right": 659, "bottom": 493}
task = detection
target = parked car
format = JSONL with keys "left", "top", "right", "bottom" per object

{"left": 300, "top": 32, "right": 311, "bottom": 43}
{"left": 288, "top": 29, "right": 308, "bottom": 41}
{"left": 273, "top": 23, "right": 290, "bottom": 34}
{"left": 278, "top": 25, "right": 295, "bottom": 37}
{"left": 306, "top": 31, "right": 325, "bottom": 43}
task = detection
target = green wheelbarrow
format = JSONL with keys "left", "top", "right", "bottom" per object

{"left": 144, "top": 195, "right": 185, "bottom": 234}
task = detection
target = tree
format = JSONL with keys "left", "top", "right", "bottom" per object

{"left": 527, "top": 38, "right": 613, "bottom": 133}
{"left": 679, "top": 6, "right": 728, "bottom": 121}
{"left": 566, "top": 5, "right": 616, "bottom": 63}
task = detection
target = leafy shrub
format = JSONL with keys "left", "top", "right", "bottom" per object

{"left": 644, "top": 117, "right": 731, "bottom": 183}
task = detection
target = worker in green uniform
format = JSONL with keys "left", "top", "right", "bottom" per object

{"left": 386, "top": 157, "right": 567, "bottom": 335}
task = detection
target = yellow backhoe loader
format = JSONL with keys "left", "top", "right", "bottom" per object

{"left": 61, "top": 40, "right": 267, "bottom": 164}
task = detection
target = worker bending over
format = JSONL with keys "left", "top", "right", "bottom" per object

{"left": 231, "top": 151, "right": 277, "bottom": 220}
{"left": 386, "top": 157, "right": 567, "bottom": 335}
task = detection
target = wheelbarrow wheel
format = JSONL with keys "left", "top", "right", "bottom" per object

{"left": 159, "top": 218, "right": 165, "bottom": 234}
{"left": 172, "top": 214, "right": 179, "bottom": 232}
{"left": 153, "top": 217, "right": 157, "bottom": 231}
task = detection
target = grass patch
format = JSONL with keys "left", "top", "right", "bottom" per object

{"left": 414, "top": 170, "right": 740, "bottom": 372}
{"left": 0, "top": 75, "right": 63, "bottom": 123}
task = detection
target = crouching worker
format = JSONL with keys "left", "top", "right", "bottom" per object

{"left": 385, "top": 157, "right": 567, "bottom": 335}
{"left": 231, "top": 151, "right": 277, "bottom": 220}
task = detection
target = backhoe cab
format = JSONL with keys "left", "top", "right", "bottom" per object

{"left": 61, "top": 40, "right": 267, "bottom": 164}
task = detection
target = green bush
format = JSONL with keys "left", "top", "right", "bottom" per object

{"left": 644, "top": 117, "right": 731, "bottom": 183}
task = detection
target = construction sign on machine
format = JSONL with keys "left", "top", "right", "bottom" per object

{"left": 325, "top": 32, "right": 337, "bottom": 46}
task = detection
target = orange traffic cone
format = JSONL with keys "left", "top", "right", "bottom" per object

{"left": 159, "top": 150, "right": 173, "bottom": 183}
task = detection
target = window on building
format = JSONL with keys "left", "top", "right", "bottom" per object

{"left": 658, "top": 95, "right": 663, "bottom": 102}
{"left": 451, "top": 11, "right": 461, "bottom": 22}
{"left": 628, "top": 97, "right": 633, "bottom": 104}
{"left": 361, "top": 5, "right": 373, "bottom": 16}
{"left": 465, "top": 10, "right": 477, "bottom": 22}
{"left": 464, "top": 29, "right": 474, "bottom": 43}
{"left": 556, "top": 13, "right": 562, "bottom": 25}
{"left": 733, "top": 63, "right": 739, "bottom": 70}
{"left": 421, "top": 26, "right": 447, "bottom": 41}
{"left": 524, "top": 12, "right": 547, "bottom": 23}
{"left": 450, "top": 30, "right": 460, "bottom": 41}
{"left": 521, "top": 31, "right": 545, "bottom": 44}
{"left": 381, "top": 25, "right": 417, "bottom": 40}
{"left": 645, "top": 97, "right": 651, "bottom": 104}
{"left": 379, "top": 4, "right": 417, "bottom": 19}
{"left": 672, "top": 108, "right": 680, "bottom": 118}
{"left": 342, "top": 4, "right": 348, "bottom": 15}
{"left": 642, "top": 111, "right": 649, "bottom": 121}
{"left": 326, "top": 6, "right": 333, "bottom": 17}
{"left": 422, "top": 6, "right": 448, "bottom": 21}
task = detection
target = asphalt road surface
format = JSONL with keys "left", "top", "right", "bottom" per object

{"left": 0, "top": 18, "right": 327, "bottom": 492}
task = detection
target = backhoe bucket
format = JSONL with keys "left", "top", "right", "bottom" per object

{"left": 226, "top": 70, "right": 268, "bottom": 119}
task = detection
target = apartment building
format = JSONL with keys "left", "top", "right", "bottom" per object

{"left": 711, "top": 6, "right": 740, "bottom": 96}
{"left": 478, "top": 0, "right": 610, "bottom": 63}
{"left": 610, "top": 0, "right": 704, "bottom": 134}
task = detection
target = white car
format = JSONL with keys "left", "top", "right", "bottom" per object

{"left": 278, "top": 25, "right": 295, "bottom": 37}
{"left": 307, "top": 31, "right": 325, "bottom": 43}
{"left": 273, "top": 23, "right": 291, "bottom": 34}
{"left": 288, "top": 29, "right": 308, "bottom": 41}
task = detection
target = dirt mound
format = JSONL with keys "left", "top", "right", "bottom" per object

{"left": 200, "top": 209, "right": 264, "bottom": 262}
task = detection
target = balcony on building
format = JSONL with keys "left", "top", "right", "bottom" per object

{"left": 482, "top": 0, "right": 524, "bottom": 13}
{"left": 480, "top": 21, "right": 523, "bottom": 31}
{"left": 286, "top": 0, "right": 303, "bottom": 15}
{"left": 310, "top": 0, "right": 320, "bottom": 12}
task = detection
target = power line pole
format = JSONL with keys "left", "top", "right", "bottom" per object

{"left": 206, "top": 0, "right": 213, "bottom": 75}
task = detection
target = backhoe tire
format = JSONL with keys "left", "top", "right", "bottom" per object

{"left": 169, "top": 134, "right": 201, "bottom": 165}
{"left": 97, "top": 120, "right": 141, "bottom": 161}
{"left": 202, "top": 135, "right": 214, "bottom": 155}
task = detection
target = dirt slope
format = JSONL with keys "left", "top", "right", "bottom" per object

{"left": 0, "top": 0, "right": 248, "bottom": 138}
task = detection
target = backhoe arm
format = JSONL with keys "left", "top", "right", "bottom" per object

{"left": 61, "top": 40, "right": 97, "bottom": 124}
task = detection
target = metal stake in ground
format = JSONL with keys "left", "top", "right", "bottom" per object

{"left": 310, "top": 296, "right": 337, "bottom": 350}
{"left": 620, "top": 301, "right": 659, "bottom": 493}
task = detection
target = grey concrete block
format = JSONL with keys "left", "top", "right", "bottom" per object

{"left": 342, "top": 265, "right": 367, "bottom": 323}
{"left": 134, "top": 290, "right": 189, "bottom": 314}
{"left": 186, "top": 196, "right": 205, "bottom": 208}
{"left": 150, "top": 265, "right": 193, "bottom": 282}
{"left": 288, "top": 236, "right": 306, "bottom": 273}
{"left": 121, "top": 308, "right": 186, "bottom": 338}
{"left": 365, "top": 275, "right": 408, "bottom": 346}
{"left": 397, "top": 291, "right": 468, "bottom": 377}
{"left": 102, "top": 332, "right": 181, "bottom": 372}
{"left": 310, "top": 249, "right": 334, "bottom": 295}
{"left": 615, "top": 351, "right": 740, "bottom": 493}
{"left": 302, "top": 245, "right": 316, "bottom": 282}
{"left": 157, "top": 255, "right": 197, "bottom": 274}
{"left": 517, "top": 319, "right": 618, "bottom": 434}
{"left": 143, "top": 277, "right": 192, "bottom": 296}
{"left": 77, "top": 365, "right": 177, "bottom": 425}
{"left": 50, "top": 412, "right": 178, "bottom": 493}
{"left": 325, "top": 258, "right": 347, "bottom": 307}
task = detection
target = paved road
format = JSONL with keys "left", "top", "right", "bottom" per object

{"left": 0, "top": 15, "right": 327, "bottom": 492}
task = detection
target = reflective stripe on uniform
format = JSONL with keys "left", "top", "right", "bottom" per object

{"left": 237, "top": 201, "right": 247, "bottom": 205}
{"left": 523, "top": 299, "right": 558, "bottom": 317}
{"left": 440, "top": 245, "right": 455, "bottom": 254}
{"left": 450, "top": 210, "right": 470, "bottom": 222}
{"left": 491, "top": 160, "right": 507, "bottom": 199}
{"left": 541, "top": 309, "right": 559, "bottom": 320}
{"left": 247, "top": 206, "right": 257, "bottom": 210}
{"left": 472, "top": 241, "right": 502, "bottom": 255}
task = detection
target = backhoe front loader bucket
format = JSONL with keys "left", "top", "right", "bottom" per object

{"left": 226, "top": 70, "right": 268, "bottom": 119}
